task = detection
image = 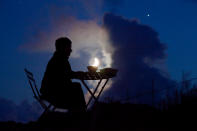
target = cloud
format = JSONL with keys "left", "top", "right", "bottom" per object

{"left": 101, "top": 13, "right": 175, "bottom": 104}
{"left": 0, "top": 97, "right": 42, "bottom": 122}
{"left": 19, "top": 0, "right": 174, "bottom": 105}
{"left": 19, "top": 0, "right": 124, "bottom": 55}
{"left": 19, "top": 0, "right": 118, "bottom": 68}
{"left": 20, "top": 12, "right": 176, "bottom": 104}
{"left": 19, "top": 0, "right": 119, "bottom": 105}
{"left": 20, "top": 16, "right": 114, "bottom": 68}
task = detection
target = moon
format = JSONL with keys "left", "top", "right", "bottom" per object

{"left": 92, "top": 58, "right": 100, "bottom": 67}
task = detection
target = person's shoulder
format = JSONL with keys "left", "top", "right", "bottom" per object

{"left": 48, "top": 54, "right": 65, "bottom": 66}
{"left": 46, "top": 55, "right": 56, "bottom": 65}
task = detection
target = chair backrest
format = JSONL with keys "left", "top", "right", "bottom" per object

{"left": 24, "top": 68, "right": 47, "bottom": 109}
{"left": 24, "top": 68, "right": 40, "bottom": 99}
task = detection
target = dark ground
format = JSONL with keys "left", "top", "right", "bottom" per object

{"left": 0, "top": 101, "right": 197, "bottom": 131}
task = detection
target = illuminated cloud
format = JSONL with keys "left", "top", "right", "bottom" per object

{"left": 19, "top": 0, "right": 119, "bottom": 104}
{"left": 102, "top": 13, "right": 175, "bottom": 104}
{"left": 20, "top": 16, "right": 114, "bottom": 68}
{"left": 20, "top": 13, "right": 175, "bottom": 104}
{"left": 19, "top": 0, "right": 174, "bottom": 105}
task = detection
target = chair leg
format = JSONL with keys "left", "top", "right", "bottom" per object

{"left": 38, "top": 104, "right": 52, "bottom": 121}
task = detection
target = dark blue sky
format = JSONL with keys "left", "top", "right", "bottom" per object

{"left": 1, "top": 0, "right": 197, "bottom": 103}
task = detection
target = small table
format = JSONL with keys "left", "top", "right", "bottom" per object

{"left": 75, "top": 68, "right": 118, "bottom": 107}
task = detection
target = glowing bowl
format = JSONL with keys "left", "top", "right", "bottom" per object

{"left": 87, "top": 66, "right": 98, "bottom": 72}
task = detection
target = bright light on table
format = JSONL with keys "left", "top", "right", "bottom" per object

{"left": 92, "top": 57, "right": 100, "bottom": 67}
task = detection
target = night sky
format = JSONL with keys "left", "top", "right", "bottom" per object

{"left": 1, "top": 0, "right": 197, "bottom": 121}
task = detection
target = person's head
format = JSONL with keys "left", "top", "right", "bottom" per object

{"left": 55, "top": 37, "right": 72, "bottom": 57}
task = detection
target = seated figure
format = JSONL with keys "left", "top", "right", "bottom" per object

{"left": 40, "top": 37, "right": 86, "bottom": 112}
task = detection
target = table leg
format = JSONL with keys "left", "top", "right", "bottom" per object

{"left": 86, "top": 79, "right": 102, "bottom": 107}
{"left": 81, "top": 80, "right": 97, "bottom": 101}
{"left": 96, "top": 79, "right": 109, "bottom": 100}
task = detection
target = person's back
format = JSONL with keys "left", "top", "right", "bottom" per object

{"left": 40, "top": 37, "right": 86, "bottom": 112}
{"left": 41, "top": 51, "right": 72, "bottom": 97}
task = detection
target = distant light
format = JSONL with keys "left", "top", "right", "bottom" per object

{"left": 147, "top": 13, "right": 150, "bottom": 17}
{"left": 92, "top": 58, "right": 100, "bottom": 67}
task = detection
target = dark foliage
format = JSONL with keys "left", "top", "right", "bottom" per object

{"left": 1, "top": 97, "right": 197, "bottom": 131}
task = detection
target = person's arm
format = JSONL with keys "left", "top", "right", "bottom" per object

{"left": 70, "top": 71, "right": 85, "bottom": 79}
{"left": 64, "top": 60, "right": 85, "bottom": 79}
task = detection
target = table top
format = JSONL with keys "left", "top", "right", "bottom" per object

{"left": 75, "top": 68, "right": 118, "bottom": 80}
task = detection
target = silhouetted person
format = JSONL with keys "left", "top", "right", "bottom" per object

{"left": 40, "top": 37, "right": 86, "bottom": 112}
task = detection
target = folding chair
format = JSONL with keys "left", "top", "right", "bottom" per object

{"left": 24, "top": 68, "right": 55, "bottom": 117}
